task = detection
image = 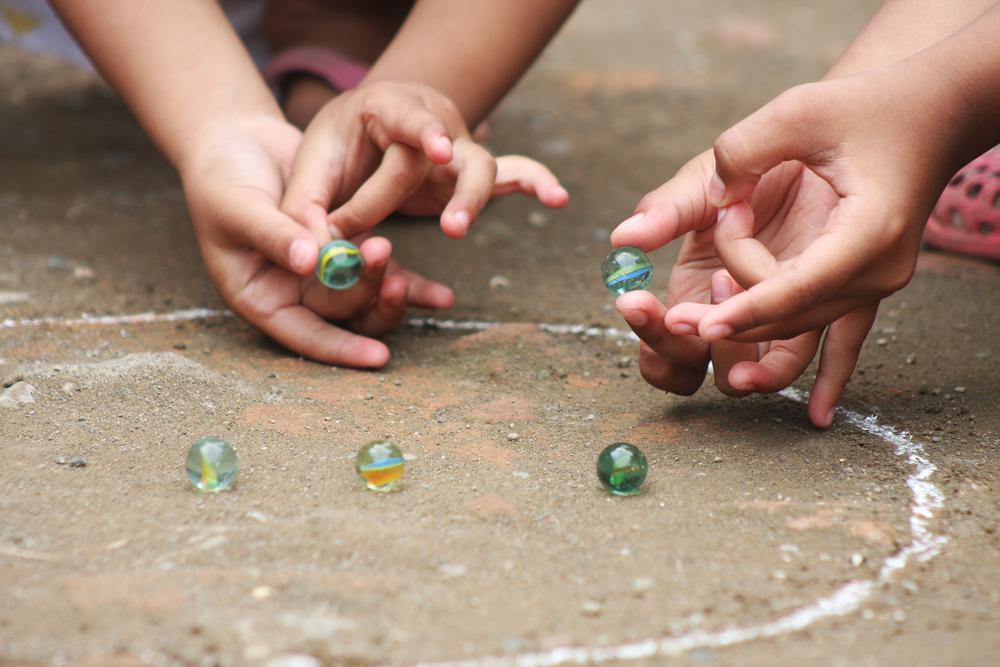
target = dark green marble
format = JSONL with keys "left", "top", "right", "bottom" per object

{"left": 596, "top": 442, "right": 648, "bottom": 496}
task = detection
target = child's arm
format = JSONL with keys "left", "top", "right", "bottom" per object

{"left": 364, "top": 0, "right": 579, "bottom": 125}
{"left": 51, "top": 0, "right": 280, "bottom": 170}
{"left": 50, "top": 1, "right": 454, "bottom": 367}
{"left": 612, "top": 0, "right": 1000, "bottom": 426}
{"left": 678, "top": 4, "right": 1000, "bottom": 341}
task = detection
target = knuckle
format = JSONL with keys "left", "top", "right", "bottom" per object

{"left": 712, "top": 127, "right": 746, "bottom": 175}
{"left": 882, "top": 265, "right": 914, "bottom": 295}
{"left": 770, "top": 84, "right": 820, "bottom": 127}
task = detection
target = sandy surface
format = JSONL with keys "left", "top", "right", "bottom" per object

{"left": 1, "top": 2, "right": 998, "bottom": 666}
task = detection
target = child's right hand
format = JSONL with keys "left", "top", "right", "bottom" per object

{"left": 181, "top": 115, "right": 454, "bottom": 368}
{"left": 279, "top": 81, "right": 568, "bottom": 241}
{"left": 611, "top": 56, "right": 988, "bottom": 426}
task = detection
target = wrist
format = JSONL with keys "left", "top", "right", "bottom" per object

{"left": 176, "top": 113, "right": 292, "bottom": 178}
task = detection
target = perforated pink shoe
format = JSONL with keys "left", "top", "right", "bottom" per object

{"left": 924, "top": 149, "right": 1000, "bottom": 262}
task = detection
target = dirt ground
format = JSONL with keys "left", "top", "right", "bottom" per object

{"left": 1, "top": 2, "right": 998, "bottom": 666}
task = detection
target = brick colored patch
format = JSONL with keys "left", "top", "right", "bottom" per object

{"left": 566, "top": 69, "right": 667, "bottom": 95}
{"left": 846, "top": 520, "right": 894, "bottom": 545}
{"left": 467, "top": 494, "right": 520, "bottom": 519}
{"left": 449, "top": 323, "right": 549, "bottom": 352}
{"left": 474, "top": 396, "right": 536, "bottom": 423}
{"left": 716, "top": 17, "right": 778, "bottom": 49}
{"left": 238, "top": 404, "right": 327, "bottom": 436}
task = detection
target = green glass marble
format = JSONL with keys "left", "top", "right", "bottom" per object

{"left": 355, "top": 440, "right": 405, "bottom": 492}
{"left": 316, "top": 240, "right": 364, "bottom": 289}
{"left": 186, "top": 437, "right": 238, "bottom": 492}
{"left": 602, "top": 246, "right": 652, "bottom": 295}
{"left": 596, "top": 442, "right": 648, "bottom": 496}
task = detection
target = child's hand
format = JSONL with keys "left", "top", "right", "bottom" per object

{"left": 182, "top": 116, "right": 453, "bottom": 368}
{"left": 279, "top": 81, "right": 568, "bottom": 241}
{"left": 660, "top": 70, "right": 963, "bottom": 347}
{"left": 612, "top": 149, "right": 870, "bottom": 428}
{"left": 612, "top": 59, "right": 987, "bottom": 425}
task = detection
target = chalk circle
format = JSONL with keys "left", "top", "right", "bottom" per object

{"left": 3, "top": 309, "right": 947, "bottom": 665}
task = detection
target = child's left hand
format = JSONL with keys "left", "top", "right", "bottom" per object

{"left": 279, "top": 81, "right": 568, "bottom": 241}
{"left": 182, "top": 116, "right": 454, "bottom": 368}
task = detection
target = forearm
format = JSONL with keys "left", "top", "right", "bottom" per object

{"left": 364, "top": 0, "right": 578, "bottom": 125}
{"left": 50, "top": 0, "right": 282, "bottom": 171}
{"left": 917, "top": 3, "right": 1000, "bottom": 161}
{"left": 827, "top": 0, "right": 996, "bottom": 78}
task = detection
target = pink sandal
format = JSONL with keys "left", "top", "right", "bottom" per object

{"left": 263, "top": 45, "right": 492, "bottom": 141}
{"left": 263, "top": 46, "right": 370, "bottom": 96}
{"left": 924, "top": 148, "right": 1000, "bottom": 261}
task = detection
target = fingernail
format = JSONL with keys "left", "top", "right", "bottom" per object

{"left": 623, "top": 310, "right": 647, "bottom": 327}
{"left": 618, "top": 212, "right": 644, "bottom": 229}
{"left": 825, "top": 408, "right": 836, "bottom": 426}
{"left": 708, "top": 173, "right": 726, "bottom": 207}
{"left": 704, "top": 323, "right": 734, "bottom": 340}
{"left": 669, "top": 322, "right": 697, "bottom": 336}
{"left": 435, "top": 135, "right": 452, "bottom": 153}
{"left": 555, "top": 186, "right": 569, "bottom": 199}
{"left": 290, "top": 239, "right": 312, "bottom": 272}
{"left": 717, "top": 205, "right": 729, "bottom": 222}
{"left": 452, "top": 210, "right": 470, "bottom": 230}
{"left": 711, "top": 277, "right": 733, "bottom": 304}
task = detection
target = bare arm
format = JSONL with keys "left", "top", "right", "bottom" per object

{"left": 827, "top": 0, "right": 996, "bottom": 77}
{"left": 49, "top": 0, "right": 282, "bottom": 172}
{"left": 364, "top": 0, "right": 579, "bottom": 125}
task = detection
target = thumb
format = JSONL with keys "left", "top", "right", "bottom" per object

{"left": 221, "top": 192, "right": 320, "bottom": 276}
{"left": 710, "top": 82, "right": 834, "bottom": 207}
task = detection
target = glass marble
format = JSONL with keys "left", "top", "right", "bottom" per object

{"left": 316, "top": 240, "right": 364, "bottom": 290}
{"left": 602, "top": 247, "right": 652, "bottom": 295}
{"left": 355, "top": 440, "right": 405, "bottom": 492}
{"left": 186, "top": 437, "right": 238, "bottom": 492}
{"left": 596, "top": 442, "right": 648, "bottom": 496}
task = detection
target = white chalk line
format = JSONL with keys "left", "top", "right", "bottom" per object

{"left": 2, "top": 308, "right": 946, "bottom": 664}
{"left": 1, "top": 307, "right": 232, "bottom": 329}
{"left": 2, "top": 310, "right": 640, "bottom": 342}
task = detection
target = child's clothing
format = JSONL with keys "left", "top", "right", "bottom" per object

{"left": 0, "top": 0, "right": 270, "bottom": 69}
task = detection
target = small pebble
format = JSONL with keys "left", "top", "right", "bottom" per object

{"left": 905, "top": 353, "right": 916, "bottom": 365}
{"left": 251, "top": 585, "right": 273, "bottom": 600}
{"left": 264, "top": 656, "right": 322, "bottom": 667}
{"left": 73, "top": 266, "right": 95, "bottom": 281}
{"left": 632, "top": 577, "right": 654, "bottom": 595}
{"left": 489, "top": 275, "right": 511, "bottom": 289}
{"left": 953, "top": 386, "right": 966, "bottom": 394}
{"left": 506, "top": 432, "right": 519, "bottom": 441}
{"left": 851, "top": 553, "right": 865, "bottom": 567}
{"left": 581, "top": 600, "right": 603, "bottom": 617}
{"left": 0, "top": 381, "right": 36, "bottom": 408}
{"left": 876, "top": 338, "right": 888, "bottom": 346}
{"left": 527, "top": 211, "right": 548, "bottom": 228}
{"left": 46, "top": 256, "right": 71, "bottom": 271}
{"left": 68, "top": 458, "right": 87, "bottom": 468}
{"left": 439, "top": 563, "right": 467, "bottom": 579}
{"left": 174, "top": 342, "right": 187, "bottom": 350}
